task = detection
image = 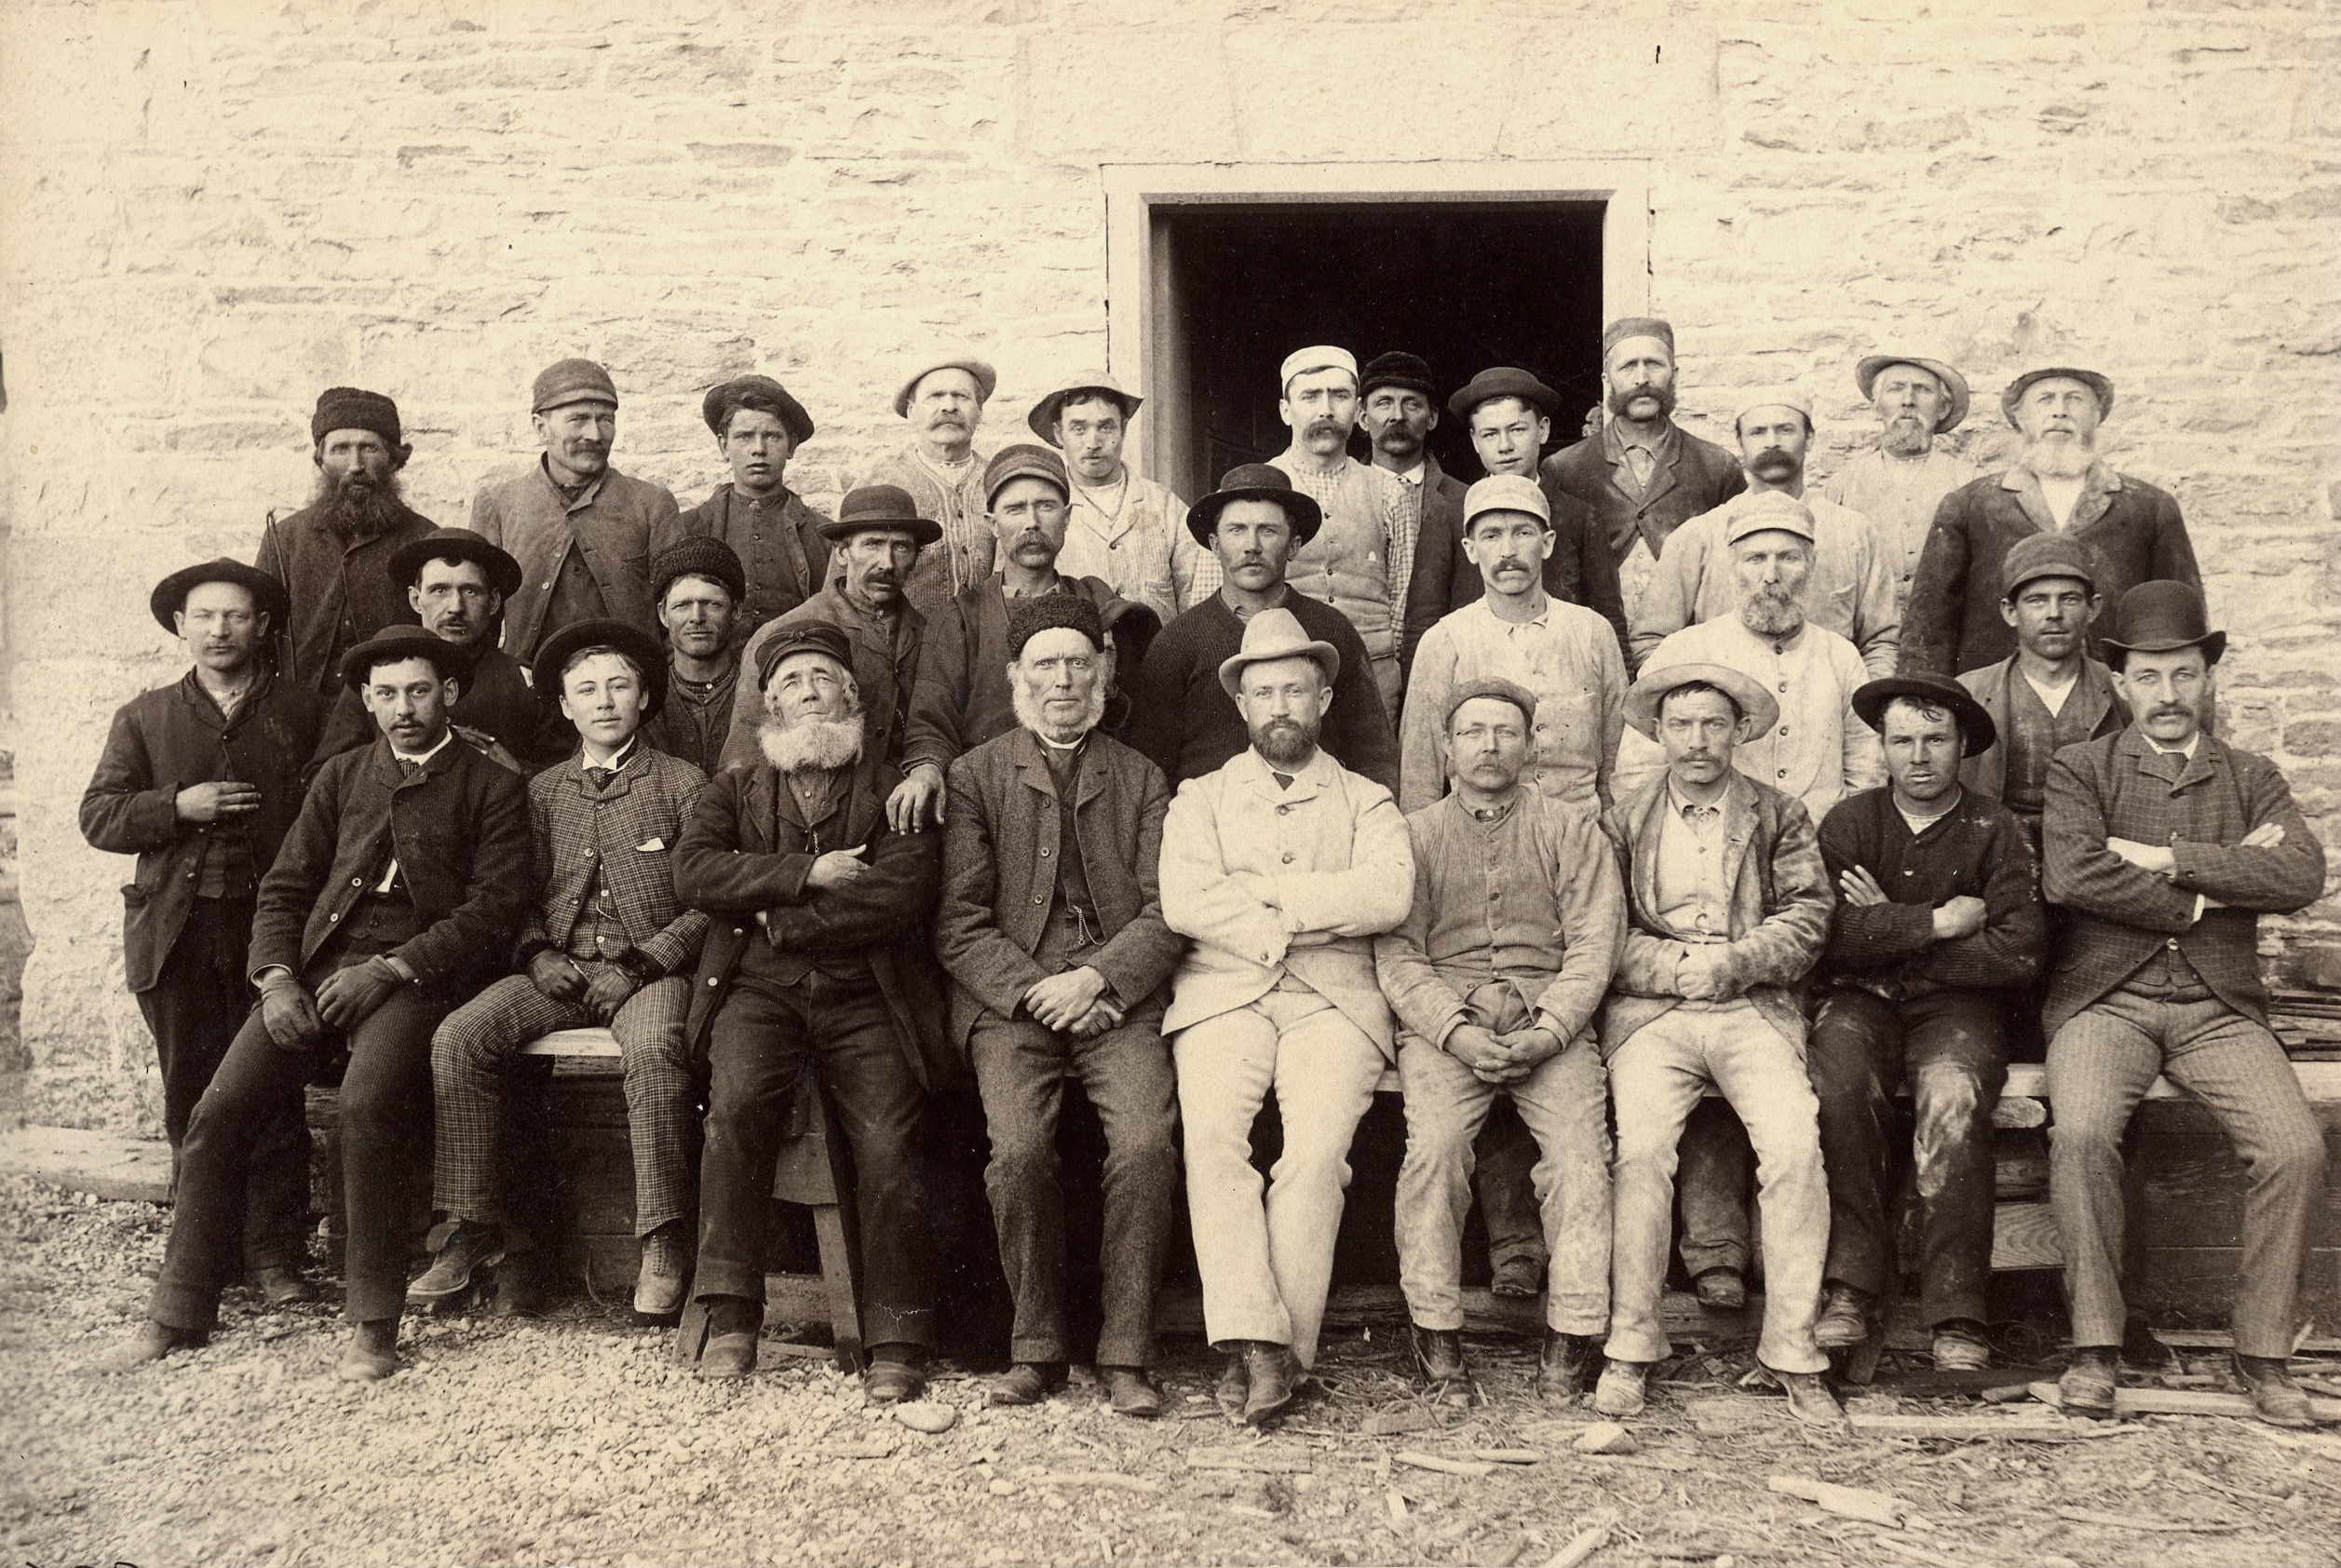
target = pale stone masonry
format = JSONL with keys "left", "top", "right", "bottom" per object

{"left": 1, "top": 0, "right": 2336, "bottom": 1129}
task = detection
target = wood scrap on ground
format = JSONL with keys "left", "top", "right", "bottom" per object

{"left": 1767, "top": 1475, "right": 1912, "bottom": 1527}
{"left": 2026, "top": 1380, "right": 2341, "bottom": 1420}
{"left": 1542, "top": 1508, "right": 1617, "bottom": 1568}
{"left": 2050, "top": 1505, "right": 2241, "bottom": 1533}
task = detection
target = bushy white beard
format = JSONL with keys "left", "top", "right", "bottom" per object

{"left": 2023, "top": 432, "right": 2095, "bottom": 480}
{"left": 1009, "top": 679, "right": 1107, "bottom": 743}
{"left": 759, "top": 716, "right": 864, "bottom": 774}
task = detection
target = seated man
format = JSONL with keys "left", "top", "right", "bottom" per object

{"left": 105, "top": 626, "right": 529, "bottom": 1380}
{"left": 1809, "top": 674, "right": 2043, "bottom": 1369}
{"left": 676, "top": 622, "right": 954, "bottom": 1400}
{"left": 1377, "top": 678, "right": 1624, "bottom": 1404}
{"left": 937, "top": 597, "right": 1184, "bottom": 1416}
{"left": 2044, "top": 583, "right": 2328, "bottom": 1426}
{"left": 412, "top": 620, "right": 710, "bottom": 1318}
{"left": 1596, "top": 663, "right": 1840, "bottom": 1427}
{"left": 1160, "top": 609, "right": 1414, "bottom": 1426}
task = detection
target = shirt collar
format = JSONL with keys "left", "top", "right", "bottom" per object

{"left": 1666, "top": 776, "right": 1728, "bottom": 819}
{"left": 392, "top": 728, "right": 456, "bottom": 769}
{"left": 1395, "top": 462, "right": 1425, "bottom": 488}
{"left": 1604, "top": 417, "right": 1680, "bottom": 463}
{"left": 582, "top": 736, "right": 641, "bottom": 774}
{"left": 2145, "top": 732, "right": 2201, "bottom": 760}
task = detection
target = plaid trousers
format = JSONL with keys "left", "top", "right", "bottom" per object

{"left": 431, "top": 968, "right": 697, "bottom": 1237}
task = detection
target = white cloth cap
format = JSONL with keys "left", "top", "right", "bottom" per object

{"left": 1279, "top": 345, "right": 1360, "bottom": 392}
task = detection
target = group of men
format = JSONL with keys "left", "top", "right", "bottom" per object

{"left": 84, "top": 324, "right": 2329, "bottom": 1432}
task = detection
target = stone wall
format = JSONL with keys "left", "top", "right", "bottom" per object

{"left": 3, "top": 0, "right": 2335, "bottom": 1129}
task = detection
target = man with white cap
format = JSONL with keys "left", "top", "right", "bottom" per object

{"left": 858, "top": 354, "right": 1000, "bottom": 622}
{"left": 1267, "top": 345, "right": 1415, "bottom": 712}
{"left": 1904, "top": 367, "right": 2199, "bottom": 676}
{"left": 1160, "top": 606, "right": 1414, "bottom": 1426}
{"left": 1028, "top": 373, "right": 1202, "bottom": 623}
{"left": 1542, "top": 318, "right": 1746, "bottom": 624}
{"left": 1401, "top": 475, "right": 1626, "bottom": 816}
{"left": 470, "top": 358, "right": 686, "bottom": 662}
{"left": 1821, "top": 354, "right": 1978, "bottom": 605}
{"left": 1595, "top": 660, "right": 1839, "bottom": 1427}
{"left": 1634, "top": 386, "right": 1901, "bottom": 678}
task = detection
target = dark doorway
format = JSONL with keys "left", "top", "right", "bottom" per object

{"left": 1147, "top": 201, "right": 1608, "bottom": 501}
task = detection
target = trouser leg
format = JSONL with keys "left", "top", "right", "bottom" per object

{"left": 337, "top": 985, "right": 443, "bottom": 1324}
{"left": 429, "top": 975, "right": 588, "bottom": 1226}
{"left": 2046, "top": 997, "right": 2162, "bottom": 1348}
{"left": 1264, "top": 994, "right": 1385, "bottom": 1371}
{"left": 1474, "top": 1104, "right": 1549, "bottom": 1275}
{"left": 1393, "top": 1036, "right": 1497, "bottom": 1332}
{"left": 813, "top": 980, "right": 937, "bottom": 1349}
{"left": 1677, "top": 1101, "right": 1752, "bottom": 1277}
{"left": 1903, "top": 991, "right": 2008, "bottom": 1329}
{"left": 1705, "top": 1011, "right": 1831, "bottom": 1375}
{"left": 1509, "top": 1036, "right": 1613, "bottom": 1335}
{"left": 1173, "top": 1004, "right": 1285, "bottom": 1349}
{"left": 611, "top": 974, "right": 697, "bottom": 1237}
{"left": 695, "top": 983, "right": 808, "bottom": 1303}
{"left": 972, "top": 1013, "right": 1073, "bottom": 1364}
{"left": 1604, "top": 1013, "right": 1711, "bottom": 1364}
{"left": 1072, "top": 1006, "right": 1178, "bottom": 1371}
{"left": 1806, "top": 989, "right": 1902, "bottom": 1302}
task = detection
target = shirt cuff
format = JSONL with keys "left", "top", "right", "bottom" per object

{"left": 2191, "top": 893, "right": 2207, "bottom": 925}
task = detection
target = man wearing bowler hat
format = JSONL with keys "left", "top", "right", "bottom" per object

{"left": 724, "top": 485, "right": 940, "bottom": 771}
{"left": 1030, "top": 372, "right": 1197, "bottom": 622}
{"left": 683, "top": 375, "right": 832, "bottom": 637}
{"left": 859, "top": 354, "right": 999, "bottom": 621}
{"left": 641, "top": 536, "right": 751, "bottom": 777}
{"left": 1904, "top": 366, "right": 2199, "bottom": 676}
{"left": 1806, "top": 674, "right": 2043, "bottom": 1367}
{"left": 83, "top": 561, "right": 327, "bottom": 1305}
{"left": 254, "top": 386, "right": 439, "bottom": 695}
{"left": 104, "top": 624, "right": 530, "bottom": 1381}
{"left": 2042, "top": 582, "right": 2327, "bottom": 1426}
{"left": 1822, "top": 353, "right": 1978, "bottom": 604}
{"left": 470, "top": 357, "right": 687, "bottom": 662}
{"left": 413, "top": 618, "right": 710, "bottom": 1319}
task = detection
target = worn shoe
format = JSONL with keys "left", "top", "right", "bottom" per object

{"left": 2234, "top": 1354, "right": 2314, "bottom": 1428}
{"left": 1814, "top": 1283, "right": 1873, "bottom": 1349}
{"left": 1214, "top": 1351, "right": 1250, "bottom": 1422}
{"left": 1488, "top": 1254, "right": 1546, "bottom": 1300}
{"left": 1241, "top": 1341, "right": 1299, "bottom": 1426}
{"left": 1931, "top": 1320, "right": 1992, "bottom": 1372}
{"left": 406, "top": 1220, "right": 503, "bottom": 1308}
{"left": 863, "top": 1348, "right": 928, "bottom": 1404}
{"left": 1591, "top": 1358, "right": 1649, "bottom": 1417}
{"left": 338, "top": 1318, "right": 399, "bottom": 1382}
{"left": 1691, "top": 1267, "right": 1746, "bottom": 1311}
{"left": 633, "top": 1223, "right": 690, "bottom": 1318}
{"left": 697, "top": 1332, "right": 759, "bottom": 1379}
{"left": 1409, "top": 1324, "right": 1468, "bottom": 1387}
{"left": 1536, "top": 1331, "right": 1599, "bottom": 1404}
{"left": 987, "top": 1361, "right": 1066, "bottom": 1408}
{"left": 253, "top": 1265, "right": 316, "bottom": 1306}
{"left": 96, "top": 1320, "right": 207, "bottom": 1373}
{"left": 2058, "top": 1346, "right": 2120, "bottom": 1420}
{"left": 493, "top": 1264, "right": 543, "bottom": 1318}
{"left": 1102, "top": 1365, "right": 1163, "bottom": 1417}
{"left": 1778, "top": 1370, "right": 1847, "bottom": 1428}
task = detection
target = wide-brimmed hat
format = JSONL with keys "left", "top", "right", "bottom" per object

{"left": 1448, "top": 366, "right": 1561, "bottom": 425}
{"left": 1185, "top": 463, "right": 1323, "bottom": 547}
{"left": 386, "top": 527, "right": 524, "bottom": 598}
{"left": 1999, "top": 533, "right": 2099, "bottom": 600}
{"left": 1851, "top": 674, "right": 1997, "bottom": 757}
{"left": 339, "top": 623, "right": 475, "bottom": 691}
{"left": 1216, "top": 606, "right": 1340, "bottom": 700}
{"left": 2001, "top": 366, "right": 2115, "bottom": 427}
{"left": 983, "top": 443, "right": 1070, "bottom": 507}
{"left": 150, "top": 559, "right": 291, "bottom": 634}
{"left": 1360, "top": 352, "right": 1436, "bottom": 400}
{"left": 1854, "top": 354, "right": 1970, "bottom": 433}
{"left": 894, "top": 356, "right": 997, "bottom": 418}
{"left": 1026, "top": 374, "right": 1142, "bottom": 441}
{"left": 533, "top": 618, "right": 670, "bottom": 721}
{"left": 2100, "top": 580, "right": 2225, "bottom": 669}
{"left": 703, "top": 374, "right": 815, "bottom": 446}
{"left": 818, "top": 483, "right": 942, "bottom": 547}
{"left": 1623, "top": 662, "right": 1780, "bottom": 742}
{"left": 755, "top": 619, "right": 854, "bottom": 690}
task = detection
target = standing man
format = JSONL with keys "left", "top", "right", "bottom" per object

{"left": 1402, "top": 476, "right": 1627, "bottom": 816}
{"left": 1268, "top": 345, "right": 1415, "bottom": 711}
{"left": 104, "top": 625, "right": 531, "bottom": 1379}
{"left": 1903, "top": 367, "right": 2199, "bottom": 676}
{"left": 1634, "top": 387, "right": 1902, "bottom": 678}
{"left": 2043, "top": 583, "right": 2328, "bottom": 1426}
{"left": 82, "top": 561, "right": 326, "bottom": 1304}
{"left": 254, "top": 386, "right": 436, "bottom": 695}
{"left": 1595, "top": 664, "right": 1841, "bottom": 1427}
{"left": 683, "top": 375, "right": 831, "bottom": 638}
{"left": 1359, "top": 353, "right": 1460, "bottom": 676}
{"left": 724, "top": 486, "right": 938, "bottom": 770}
{"left": 1808, "top": 675, "right": 2042, "bottom": 1368}
{"left": 937, "top": 596, "right": 1184, "bottom": 1416}
{"left": 1542, "top": 319, "right": 1745, "bottom": 624}
{"left": 859, "top": 355, "right": 998, "bottom": 622}
{"left": 1161, "top": 609, "right": 1414, "bottom": 1425}
{"left": 470, "top": 357, "right": 687, "bottom": 663}
{"left": 1415, "top": 366, "right": 1628, "bottom": 663}
{"left": 640, "top": 536, "right": 749, "bottom": 777}
{"left": 413, "top": 620, "right": 708, "bottom": 1318}
{"left": 1122, "top": 466, "right": 1399, "bottom": 793}
{"left": 1377, "top": 678, "right": 1624, "bottom": 1403}
{"left": 1822, "top": 353, "right": 1977, "bottom": 604}
{"left": 1029, "top": 373, "right": 1197, "bottom": 622}
{"left": 675, "top": 622, "right": 953, "bottom": 1399}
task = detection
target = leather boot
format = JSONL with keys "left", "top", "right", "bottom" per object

{"left": 96, "top": 1320, "right": 207, "bottom": 1373}
{"left": 1102, "top": 1365, "right": 1162, "bottom": 1417}
{"left": 1591, "top": 1358, "right": 1648, "bottom": 1417}
{"left": 1814, "top": 1283, "right": 1873, "bottom": 1348}
{"left": 1778, "top": 1370, "right": 1847, "bottom": 1428}
{"left": 697, "top": 1294, "right": 761, "bottom": 1379}
{"left": 253, "top": 1265, "right": 316, "bottom": 1305}
{"left": 1535, "top": 1331, "right": 1599, "bottom": 1404}
{"left": 1240, "top": 1340, "right": 1298, "bottom": 1426}
{"left": 339, "top": 1318, "right": 399, "bottom": 1382}
{"left": 2234, "top": 1354, "right": 2314, "bottom": 1428}
{"left": 1214, "top": 1351, "right": 1249, "bottom": 1422}
{"left": 1409, "top": 1324, "right": 1467, "bottom": 1388}
{"left": 2058, "top": 1345, "right": 2120, "bottom": 1419}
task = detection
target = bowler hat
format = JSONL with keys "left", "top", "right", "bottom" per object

{"left": 1216, "top": 606, "right": 1340, "bottom": 701}
{"left": 983, "top": 443, "right": 1070, "bottom": 507}
{"left": 533, "top": 617, "right": 670, "bottom": 722}
{"left": 703, "top": 375, "right": 815, "bottom": 446}
{"left": 1360, "top": 352, "right": 1436, "bottom": 401}
{"left": 150, "top": 559, "right": 291, "bottom": 634}
{"left": 1184, "top": 463, "right": 1323, "bottom": 547}
{"left": 1444, "top": 675, "right": 1539, "bottom": 732}
{"left": 1027, "top": 374, "right": 1142, "bottom": 442}
{"left": 818, "top": 484, "right": 942, "bottom": 547}
{"left": 2100, "top": 580, "right": 2225, "bottom": 669}
{"left": 755, "top": 619, "right": 854, "bottom": 691}
{"left": 311, "top": 386, "right": 404, "bottom": 449}
{"left": 532, "top": 358, "right": 619, "bottom": 414}
{"left": 2001, "top": 366, "right": 2115, "bottom": 427}
{"left": 1851, "top": 673, "right": 1997, "bottom": 757}
{"left": 1998, "top": 533, "right": 2098, "bottom": 600}
{"left": 894, "top": 356, "right": 997, "bottom": 418}
{"left": 1448, "top": 366, "right": 1561, "bottom": 425}
{"left": 1854, "top": 353, "right": 1970, "bottom": 434}
{"left": 1623, "top": 661, "right": 1779, "bottom": 743}
{"left": 652, "top": 535, "right": 748, "bottom": 606}
{"left": 387, "top": 527, "right": 524, "bottom": 599}
{"left": 340, "top": 623, "right": 475, "bottom": 692}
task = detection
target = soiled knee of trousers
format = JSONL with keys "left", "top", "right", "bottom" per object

{"left": 1910, "top": 1063, "right": 1986, "bottom": 1190}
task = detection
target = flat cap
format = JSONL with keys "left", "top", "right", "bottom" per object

{"left": 1360, "top": 352, "right": 1436, "bottom": 400}
{"left": 1005, "top": 592, "right": 1106, "bottom": 659}
{"left": 151, "top": 559, "right": 291, "bottom": 634}
{"left": 1724, "top": 490, "right": 1817, "bottom": 545}
{"left": 532, "top": 358, "right": 618, "bottom": 413}
{"left": 1449, "top": 366, "right": 1561, "bottom": 425}
{"left": 1999, "top": 532, "right": 2098, "bottom": 600}
{"left": 1446, "top": 675, "right": 1539, "bottom": 731}
{"left": 1279, "top": 345, "right": 1359, "bottom": 392}
{"left": 1461, "top": 474, "right": 1551, "bottom": 530}
{"left": 895, "top": 356, "right": 996, "bottom": 418}
{"left": 311, "top": 386, "right": 403, "bottom": 448}
{"left": 703, "top": 375, "right": 815, "bottom": 446}
{"left": 984, "top": 443, "right": 1070, "bottom": 507}
{"left": 755, "top": 619, "right": 855, "bottom": 691}
{"left": 652, "top": 535, "right": 747, "bottom": 606}
{"left": 1602, "top": 317, "right": 1676, "bottom": 360}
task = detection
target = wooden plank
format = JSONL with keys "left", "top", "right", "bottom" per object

{"left": 523, "top": 1026, "right": 621, "bottom": 1058}
{"left": 1999, "top": 1060, "right": 2341, "bottom": 1102}
{"left": 2027, "top": 1380, "right": 2341, "bottom": 1421}
{"left": 1989, "top": 1201, "right": 2063, "bottom": 1271}
{"left": 1846, "top": 1412, "right": 2083, "bottom": 1442}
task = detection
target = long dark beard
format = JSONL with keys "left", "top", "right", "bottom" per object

{"left": 311, "top": 466, "right": 408, "bottom": 540}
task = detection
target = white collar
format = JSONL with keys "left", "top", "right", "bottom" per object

{"left": 390, "top": 728, "right": 455, "bottom": 768}
{"left": 2146, "top": 732, "right": 2201, "bottom": 760}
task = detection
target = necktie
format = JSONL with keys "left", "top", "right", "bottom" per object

{"left": 1273, "top": 772, "right": 1295, "bottom": 791}
{"left": 399, "top": 758, "right": 426, "bottom": 783}
{"left": 585, "top": 767, "right": 616, "bottom": 791}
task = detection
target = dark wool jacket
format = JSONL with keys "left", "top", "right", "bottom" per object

{"left": 1954, "top": 654, "right": 2127, "bottom": 804}
{"left": 80, "top": 670, "right": 326, "bottom": 993}
{"left": 1817, "top": 785, "right": 2044, "bottom": 1000}
{"left": 1402, "top": 455, "right": 1629, "bottom": 671}
{"left": 681, "top": 483, "right": 833, "bottom": 638}
{"left": 309, "top": 644, "right": 571, "bottom": 777}
{"left": 469, "top": 459, "right": 688, "bottom": 660}
{"left": 253, "top": 499, "right": 438, "bottom": 694}
{"left": 1540, "top": 420, "right": 1747, "bottom": 568}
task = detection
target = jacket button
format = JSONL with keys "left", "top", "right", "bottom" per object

{"left": 708, "top": 976, "right": 720, "bottom": 986}
{"left": 1039, "top": 847, "right": 1050, "bottom": 857}
{"left": 1033, "top": 896, "right": 1045, "bottom": 904}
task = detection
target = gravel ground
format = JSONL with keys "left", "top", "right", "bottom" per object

{"left": 6, "top": 1170, "right": 2341, "bottom": 1568}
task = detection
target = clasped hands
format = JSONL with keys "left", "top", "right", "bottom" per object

{"left": 261, "top": 956, "right": 407, "bottom": 1049}
{"left": 1023, "top": 966, "right": 1121, "bottom": 1038}
{"left": 1444, "top": 1022, "right": 1563, "bottom": 1085}
{"left": 528, "top": 951, "right": 638, "bottom": 1023}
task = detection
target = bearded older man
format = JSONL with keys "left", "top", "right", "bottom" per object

{"left": 859, "top": 355, "right": 999, "bottom": 621}
{"left": 938, "top": 596, "right": 1184, "bottom": 1417}
{"left": 1903, "top": 367, "right": 2199, "bottom": 676}
{"left": 1822, "top": 354, "right": 1978, "bottom": 605}
{"left": 254, "top": 386, "right": 438, "bottom": 695}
